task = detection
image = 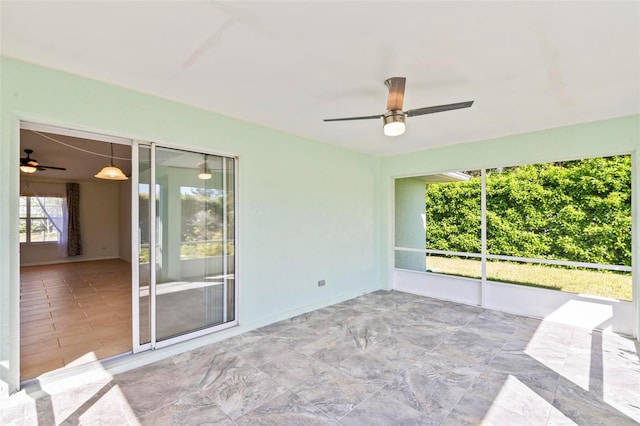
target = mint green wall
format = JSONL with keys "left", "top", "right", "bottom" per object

{"left": 394, "top": 178, "right": 427, "bottom": 271}
{"left": 379, "top": 114, "right": 640, "bottom": 334}
{"left": 0, "top": 58, "right": 381, "bottom": 391}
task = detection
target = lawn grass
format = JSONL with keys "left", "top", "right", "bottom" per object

{"left": 425, "top": 255, "right": 632, "bottom": 301}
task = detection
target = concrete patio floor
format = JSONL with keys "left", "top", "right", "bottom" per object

{"left": 3, "top": 290, "right": 640, "bottom": 425}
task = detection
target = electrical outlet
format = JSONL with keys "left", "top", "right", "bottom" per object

{"left": 318, "top": 280, "right": 326, "bottom": 287}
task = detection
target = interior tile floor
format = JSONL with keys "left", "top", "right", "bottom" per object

{"left": 20, "top": 259, "right": 132, "bottom": 379}
{"left": 5, "top": 290, "right": 640, "bottom": 425}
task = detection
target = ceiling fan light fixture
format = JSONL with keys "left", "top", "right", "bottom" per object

{"left": 198, "top": 171, "right": 212, "bottom": 180}
{"left": 20, "top": 165, "right": 37, "bottom": 174}
{"left": 383, "top": 110, "right": 406, "bottom": 136}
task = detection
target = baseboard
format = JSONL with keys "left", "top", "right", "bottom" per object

{"left": 19, "top": 256, "right": 122, "bottom": 267}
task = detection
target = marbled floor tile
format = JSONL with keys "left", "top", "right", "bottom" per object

{"left": 291, "top": 367, "right": 376, "bottom": 420}
{"left": 602, "top": 363, "right": 640, "bottom": 389}
{"left": 237, "top": 335, "right": 298, "bottom": 367}
{"left": 25, "top": 377, "right": 115, "bottom": 423}
{"left": 427, "top": 304, "right": 483, "bottom": 326}
{"left": 139, "top": 391, "right": 233, "bottom": 426}
{"left": 408, "top": 295, "right": 455, "bottom": 310}
{"left": 61, "top": 384, "right": 138, "bottom": 426}
{"left": 255, "top": 327, "right": 321, "bottom": 352}
{"left": 440, "top": 392, "right": 494, "bottom": 425}
{"left": 337, "top": 352, "right": 403, "bottom": 390}
{"left": 545, "top": 407, "right": 581, "bottom": 425}
{"left": 1, "top": 391, "right": 37, "bottom": 426}
{"left": 471, "top": 373, "right": 553, "bottom": 423}
{"left": 235, "top": 392, "right": 334, "bottom": 426}
{"left": 314, "top": 305, "right": 365, "bottom": 325}
{"left": 298, "top": 333, "right": 366, "bottom": 365}
{"left": 487, "top": 352, "right": 560, "bottom": 376}
{"left": 210, "top": 330, "right": 268, "bottom": 352}
{"left": 339, "top": 388, "right": 438, "bottom": 426}
{"left": 258, "top": 350, "right": 331, "bottom": 390}
{"left": 342, "top": 316, "right": 399, "bottom": 339}
{"left": 552, "top": 378, "right": 639, "bottom": 426}
{"left": 393, "top": 324, "right": 454, "bottom": 351}
{"left": 526, "top": 322, "right": 575, "bottom": 348}
{"left": 114, "top": 360, "right": 197, "bottom": 417}
{"left": 257, "top": 318, "right": 309, "bottom": 336}
{"left": 172, "top": 346, "right": 242, "bottom": 380}
{"left": 445, "top": 390, "right": 552, "bottom": 426}
{"left": 602, "top": 385, "right": 640, "bottom": 423}
{"left": 384, "top": 290, "right": 426, "bottom": 305}
{"left": 521, "top": 345, "right": 569, "bottom": 370}
{"left": 446, "top": 328, "right": 510, "bottom": 348}
{"left": 362, "top": 294, "right": 413, "bottom": 312}
{"left": 380, "top": 357, "right": 481, "bottom": 422}
{"left": 461, "top": 319, "right": 518, "bottom": 340}
{"left": 200, "top": 363, "right": 288, "bottom": 420}
{"left": 427, "top": 337, "right": 501, "bottom": 367}
{"left": 7, "top": 290, "right": 640, "bottom": 426}
{"left": 551, "top": 395, "right": 638, "bottom": 426}
{"left": 473, "top": 308, "right": 523, "bottom": 325}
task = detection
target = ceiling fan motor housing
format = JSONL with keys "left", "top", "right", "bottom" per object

{"left": 383, "top": 110, "right": 406, "bottom": 136}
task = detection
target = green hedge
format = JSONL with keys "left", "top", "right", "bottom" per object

{"left": 425, "top": 156, "right": 631, "bottom": 266}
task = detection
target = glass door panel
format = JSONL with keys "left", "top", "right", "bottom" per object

{"left": 134, "top": 143, "right": 236, "bottom": 351}
{"left": 154, "top": 147, "right": 235, "bottom": 341}
{"left": 137, "top": 144, "right": 151, "bottom": 346}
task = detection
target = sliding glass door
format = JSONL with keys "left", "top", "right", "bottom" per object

{"left": 133, "top": 142, "right": 237, "bottom": 351}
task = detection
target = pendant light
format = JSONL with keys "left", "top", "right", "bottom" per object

{"left": 198, "top": 155, "right": 212, "bottom": 180}
{"left": 95, "top": 143, "right": 128, "bottom": 180}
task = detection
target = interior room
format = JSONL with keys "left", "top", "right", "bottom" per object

{"left": 18, "top": 129, "right": 133, "bottom": 379}
{"left": 1, "top": 1, "right": 639, "bottom": 425}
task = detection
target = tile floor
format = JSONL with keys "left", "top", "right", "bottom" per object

{"left": 20, "top": 259, "right": 132, "bottom": 379}
{"left": 4, "top": 290, "right": 640, "bottom": 425}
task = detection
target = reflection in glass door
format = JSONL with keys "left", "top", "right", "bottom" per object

{"left": 133, "top": 143, "right": 237, "bottom": 351}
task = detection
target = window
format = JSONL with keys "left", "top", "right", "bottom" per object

{"left": 180, "top": 186, "right": 224, "bottom": 260}
{"left": 19, "top": 196, "right": 64, "bottom": 243}
{"left": 394, "top": 155, "right": 632, "bottom": 301}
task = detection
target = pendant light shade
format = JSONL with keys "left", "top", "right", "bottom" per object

{"left": 95, "top": 143, "right": 128, "bottom": 180}
{"left": 198, "top": 155, "right": 212, "bottom": 180}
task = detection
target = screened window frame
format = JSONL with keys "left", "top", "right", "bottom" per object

{"left": 394, "top": 154, "right": 633, "bottom": 295}
{"left": 19, "top": 195, "right": 63, "bottom": 244}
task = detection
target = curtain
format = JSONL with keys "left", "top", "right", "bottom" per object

{"left": 66, "top": 182, "right": 83, "bottom": 256}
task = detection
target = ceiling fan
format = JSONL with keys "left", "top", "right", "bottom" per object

{"left": 19, "top": 149, "right": 67, "bottom": 174}
{"left": 323, "top": 77, "right": 474, "bottom": 136}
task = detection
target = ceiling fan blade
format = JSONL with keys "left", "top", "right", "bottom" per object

{"left": 38, "top": 165, "right": 67, "bottom": 171}
{"left": 385, "top": 77, "right": 406, "bottom": 111}
{"left": 323, "top": 114, "right": 383, "bottom": 122}
{"left": 405, "top": 101, "right": 474, "bottom": 118}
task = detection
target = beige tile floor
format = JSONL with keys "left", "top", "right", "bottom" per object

{"left": 20, "top": 259, "right": 132, "bottom": 380}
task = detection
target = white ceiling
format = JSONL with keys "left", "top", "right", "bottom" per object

{"left": 2, "top": 1, "right": 639, "bottom": 156}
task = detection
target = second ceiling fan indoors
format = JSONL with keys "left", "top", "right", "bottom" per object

{"left": 324, "top": 77, "right": 474, "bottom": 136}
